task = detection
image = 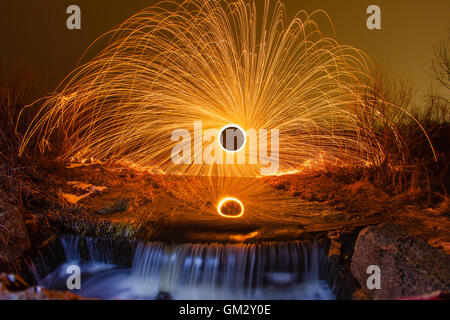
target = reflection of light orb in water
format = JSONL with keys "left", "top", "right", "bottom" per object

{"left": 217, "top": 197, "right": 245, "bottom": 219}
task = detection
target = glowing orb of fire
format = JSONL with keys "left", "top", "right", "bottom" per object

{"left": 217, "top": 197, "right": 245, "bottom": 219}
{"left": 218, "top": 124, "right": 247, "bottom": 153}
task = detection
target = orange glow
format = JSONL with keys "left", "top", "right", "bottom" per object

{"left": 19, "top": 0, "right": 437, "bottom": 176}
{"left": 229, "top": 231, "right": 259, "bottom": 242}
{"left": 217, "top": 197, "right": 244, "bottom": 219}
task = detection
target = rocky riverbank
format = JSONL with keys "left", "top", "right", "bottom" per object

{"left": 0, "top": 163, "right": 449, "bottom": 300}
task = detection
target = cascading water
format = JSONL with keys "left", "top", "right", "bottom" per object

{"left": 30, "top": 236, "right": 335, "bottom": 300}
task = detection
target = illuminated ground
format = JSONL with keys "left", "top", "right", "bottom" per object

{"left": 30, "top": 160, "right": 449, "bottom": 251}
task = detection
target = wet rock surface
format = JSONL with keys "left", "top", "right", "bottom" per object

{"left": 351, "top": 223, "right": 450, "bottom": 299}
{"left": 324, "top": 230, "right": 362, "bottom": 300}
{"left": 0, "top": 287, "right": 85, "bottom": 300}
{"left": 0, "top": 273, "right": 85, "bottom": 300}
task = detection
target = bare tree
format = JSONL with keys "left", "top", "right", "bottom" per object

{"left": 428, "top": 39, "right": 449, "bottom": 104}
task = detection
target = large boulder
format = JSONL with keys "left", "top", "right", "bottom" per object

{"left": 351, "top": 223, "right": 450, "bottom": 299}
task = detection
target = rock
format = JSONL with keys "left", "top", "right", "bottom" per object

{"left": 328, "top": 239, "right": 342, "bottom": 266}
{"left": 0, "top": 273, "right": 28, "bottom": 291}
{"left": 0, "top": 285, "right": 85, "bottom": 300}
{"left": 59, "top": 182, "right": 108, "bottom": 205}
{"left": 58, "top": 192, "right": 91, "bottom": 205}
{"left": 0, "top": 209, "right": 31, "bottom": 272}
{"left": 351, "top": 223, "right": 450, "bottom": 299}
{"left": 155, "top": 291, "right": 172, "bottom": 300}
{"left": 96, "top": 199, "right": 129, "bottom": 215}
{"left": 324, "top": 230, "right": 361, "bottom": 300}
{"left": 401, "top": 290, "right": 450, "bottom": 300}
{"left": 275, "top": 182, "right": 290, "bottom": 191}
{"left": 0, "top": 272, "right": 86, "bottom": 300}
{"left": 352, "top": 288, "right": 371, "bottom": 300}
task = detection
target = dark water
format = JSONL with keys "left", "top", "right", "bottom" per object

{"left": 31, "top": 236, "right": 335, "bottom": 300}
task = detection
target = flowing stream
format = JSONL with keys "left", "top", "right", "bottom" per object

{"left": 31, "top": 236, "right": 335, "bottom": 300}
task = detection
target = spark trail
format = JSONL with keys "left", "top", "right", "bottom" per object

{"left": 20, "top": 0, "right": 436, "bottom": 220}
{"left": 20, "top": 0, "right": 408, "bottom": 178}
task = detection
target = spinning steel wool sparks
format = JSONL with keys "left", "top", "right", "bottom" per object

{"left": 19, "top": 0, "right": 419, "bottom": 179}
{"left": 1, "top": 0, "right": 446, "bottom": 305}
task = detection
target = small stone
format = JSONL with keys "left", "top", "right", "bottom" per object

{"left": 96, "top": 199, "right": 129, "bottom": 215}
{"left": 155, "top": 291, "right": 172, "bottom": 300}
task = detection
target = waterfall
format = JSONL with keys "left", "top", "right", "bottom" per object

{"left": 130, "top": 241, "right": 332, "bottom": 300}
{"left": 32, "top": 236, "right": 335, "bottom": 300}
{"left": 61, "top": 235, "right": 82, "bottom": 262}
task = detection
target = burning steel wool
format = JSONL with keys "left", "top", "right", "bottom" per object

{"left": 19, "top": 0, "right": 432, "bottom": 177}
{"left": 17, "top": 0, "right": 435, "bottom": 218}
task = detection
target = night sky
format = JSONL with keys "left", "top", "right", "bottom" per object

{"left": 1, "top": 0, "right": 449, "bottom": 98}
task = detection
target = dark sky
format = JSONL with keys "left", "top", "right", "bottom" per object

{"left": 1, "top": 0, "right": 449, "bottom": 96}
